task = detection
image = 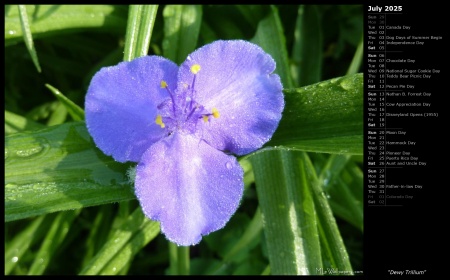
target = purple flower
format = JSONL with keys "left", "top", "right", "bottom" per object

{"left": 85, "top": 40, "right": 284, "bottom": 246}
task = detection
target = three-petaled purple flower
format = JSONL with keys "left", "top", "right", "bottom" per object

{"left": 85, "top": 40, "right": 284, "bottom": 246}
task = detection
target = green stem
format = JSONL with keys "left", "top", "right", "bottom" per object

{"left": 177, "top": 246, "right": 190, "bottom": 275}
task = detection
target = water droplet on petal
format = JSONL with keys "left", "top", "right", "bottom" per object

{"left": 226, "top": 162, "right": 233, "bottom": 170}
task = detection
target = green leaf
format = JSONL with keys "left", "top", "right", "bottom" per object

{"left": 4, "top": 122, "right": 135, "bottom": 222}
{"left": 5, "top": 110, "right": 46, "bottom": 135}
{"left": 313, "top": 154, "right": 363, "bottom": 231}
{"left": 222, "top": 208, "right": 263, "bottom": 262}
{"left": 250, "top": 150, "right": 321, "bottom": 275}
{"left": 46, "top": 101, "right": 68, "bottom": 126}
{"left": 79, "top": 208, "right": 160, "bottom": 275}
{"left": 5, "top": 215, "right": 48, "bottom": 274}
{"left": 45, "top": 84, "right": 85, "bottom": 121}
{"left": 299, "top": 152, "right": 353, "bottom": 274}
{"left": 81, "top": 205, "right": 116, "bottom": 268}
{"left": 346, "top": 35, "right": 364, "bottom": 76}
{"left": 251, "top": 5, "right": 293, "bottom": 88}
{"left": 202, "top": 6, "right": 246, "bottom": 40}
{"left": 162, "top": 5, "right": 202, "bottom": 64}
{"left": 261, "top": 265, "right": 271, "bottom": 275}
{"left": 250, "top": 150, "right": 355, "bottom": 275}
{"left": 28, "top": 209, "right": 81, "bottom": 275}
{"left": 235, "top": 5, "right": 265, "bottom": 30}
{"left": 268, "top": 73, "right": 363, "bottom": 155}
{"left": 17, "top": 5, "right": 41, "bottom": 73}
{"left": 97, "top": 216, "right": 160, "bottom": 275}
{"left": 204, "top": 209, "right": 263, "bottom": 275}
{"left": 5, "top": 5, "right": 128, "bottom": 46}
{"left": 291, "top": 5, "right": 323, "bottom": 86}
{"left": 123, "top": 5, "right": 159, "bottom": 61}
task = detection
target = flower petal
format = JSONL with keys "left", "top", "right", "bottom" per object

{"left": 135, "top": 132, "right": 244, "bottom": 246}
{"left": 85, "top": 56, "right": 179, "bottom": 162}
{"left": 178, "top": 40, "right": 284, "bottom": 155}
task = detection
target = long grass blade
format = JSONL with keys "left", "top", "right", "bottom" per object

{"left": 17, "top": 5, "right": 41, "bottom": 72}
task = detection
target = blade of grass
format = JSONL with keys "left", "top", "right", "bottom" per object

{"left": 236, "top": 5, "right": 265, "bottom": 30}
{"left": 346, "top": 34, "right": 363, "bottom": 75}
{"left": 317, "top": 154, "right": 351, "bottom": 192}
{"left": 291, "top": 5, "right": 323, "bottom": 87}
{"left": 4, "top": 215, "right": 47, "bottom": 274}
{"left": 202, "top": 6, "right": 246, "bottom": 39}
{"left": 79, "top": 207, "right": 159, "bottom": 275}
{"left": 46, "top": 99, "right": 67, "bottom": 126}
{"left": 135, "top": 5, "right": 158, "bottom": 57}
{"left": 328, "top": 177, "right": 363, "bottom": 231}
{"left": 250, "top": 150, "right": 321, "bottom": 275}
{"left": 5, "top": 5, "right": 128, "bottom": 46}
{"left": 312, "top": 154, "right": 363, "bottom": 231}
{"left": 261, "top": 265, "right": 271, "bottom": 275}
{"left": 98, "top": 216, "right": 160, "bottom": 275}
{"left": 251, "top": 5, "right": 293, "bottom": 88}
{"left": 17, "top": 5, "right": 41, "bottom": 72}
{"left": 162, "top": 5, "right": 202, "bottom": 64}
{"left": 81, "top": 205, "right": 116, "bottom": 268}
{"left": 5, "top": 110, "right": 46, "bottom": 135}
{"left": 123, "top": 5, "right": 158, "bottom": 61}
{"left": 207, "top": 207, "right": 263, "bottom": 275}
{"left": 299, "top": 152, "right": 353, "bottom": 274}
{"left": 123, "top": 5, "right": 142, "bottom": 61}
{"left": 223, "top": 207, "right": 263, "bottom": 262}
{"left": 25, "top": 101, "right": 58, "bottom": 122}
{"left": 45, "top": 84, "right": 84, "bottom": 121}
{"left": 267, "top": 74, "right": 364, "bottom": 155}
{"left": 27, "top": 209, "right": 81, "bottom": 275}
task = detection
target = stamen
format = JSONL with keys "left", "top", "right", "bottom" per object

{"left": 200, "top": 108, "right": 219, "bottom": 123}
{"left": 160, "top": 80, "right": 176, "bottom": 115}
{"left": 155, "top": 115, "right": 165, "bottom": 128}
{"left": 189, "top": 65, "right": 200, "bottom": 99}
{"left": 212, "top": 108, "right": 220, "bottom": 118}
{"left": 190, "top": 64, "right": 201, "bottom": 74}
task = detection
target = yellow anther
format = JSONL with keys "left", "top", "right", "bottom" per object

{"left": 160, "top": 80, "right": 168, "bottom": 88}
{"left": 190, "top": 64, "right": 201, "bottom": 74}
{"left": 155, "top": 115, "right": 165, "bottom": 128}
{"left": 212, "top": 108, "right": 220, "bottom": 118}
{"left": 203, "top": 115, "right": 209, "bottom": 123}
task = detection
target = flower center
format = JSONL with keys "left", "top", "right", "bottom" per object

{"left": 155, "top": 64, "right": 220, "bottom": 134}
